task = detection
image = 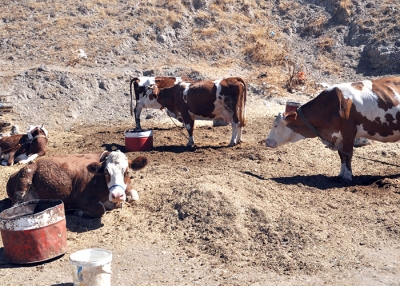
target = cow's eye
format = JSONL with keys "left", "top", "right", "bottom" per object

{"left": 104, "top": 169, "right": 110, "bottom": 176}
{"left": 124, "top": 171, "right": 129, "bottom": 177}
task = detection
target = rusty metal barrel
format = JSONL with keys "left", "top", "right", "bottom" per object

{"left": 0, "top": 199, "right": 67, "bottom": 264}
{"left": 285, "top": 101, "right": 302, "bottom": 113}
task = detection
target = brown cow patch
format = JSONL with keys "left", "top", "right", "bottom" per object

{"left": 351, "top": 81, "right": 364, "bottom": 90}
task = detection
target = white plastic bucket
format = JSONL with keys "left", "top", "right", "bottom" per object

{"left": 69, "top": 248, "right": 112, "bottom": 286}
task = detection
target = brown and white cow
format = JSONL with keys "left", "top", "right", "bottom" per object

{"left": 0, "top": 125, "right": 48, "bottom": 166}
{"left": 139, "top": 77, "right": 247, "bottom": 147}
{"left": 265, "top": 76, "right": 400, "bottom": 181}
{"left": 130, "top": 76, "right": 191, "bottom": 130}
{"left": 6, "top": 150, "right": 148, "bottom": 218}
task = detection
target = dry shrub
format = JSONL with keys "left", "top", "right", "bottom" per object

{"left": 190, "top": 41, "right": 216, "bottom": 57}
{"left": 313, "top": 53, "right": 343, "bottom": 77}
{"left": 214, "top": 17, "right": 240, "bottom": 33}
{"left": 305, "top": 15, "right": 328, "bottom": 36}
{"left": 243, "top": 40, "right": 288, "bottom": 67}
{"left": 166, "top": 10, "right": 181, "bottom": 24}
{"left": 285, "top": 63, "right": 306, "bottom": 91}
{"left": 194, "top": 27, "right": 219, "bottom": 38}
{"left": 232, "top": 11, "right": 251, "bottom": 24}
{"left": 316, "top": 37, "right": 335, "bottom": 52}
{"left": 278, "top": 1, "right": 300, "bottom": 14}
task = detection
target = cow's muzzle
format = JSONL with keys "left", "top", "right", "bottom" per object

{"left": 109, "top": 184, "right": 126, "bottom": 202}
{"left": 265, "top": 139, "right": 277, "bottom": 148}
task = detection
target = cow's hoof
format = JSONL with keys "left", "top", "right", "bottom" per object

{"left": 338, "top": 176, "right": 352, "bottom": 183}
{"left": 126, "top": 190, "right": 139, "bottom": 202}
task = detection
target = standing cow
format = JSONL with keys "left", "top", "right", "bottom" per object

{"left": 265, "top": 76, "right": 400, "bottom": 181}
{"left": 6, "top": 150, "right": 148, "bottom": 218}
{"left": 139, "top": 77, "right": 247, "bottom": 147}
{"left": 130, "top": 76, "right": 191, "bottom": 130}
{"left": 0, "top": 125, "right": 48, "bottom": 166}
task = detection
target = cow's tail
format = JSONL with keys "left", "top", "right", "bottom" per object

{"left": 236, "top": 77, "right": 247, "bottom": 128}
{"left": 129, "top": 77, "right": 138, "bottom": 117}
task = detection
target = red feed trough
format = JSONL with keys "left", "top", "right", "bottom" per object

{"left": 124, "top": 129, "right": 153, "bottom": 152}
{"left": 0, "top": 199, "right": 67, "bottom": 264}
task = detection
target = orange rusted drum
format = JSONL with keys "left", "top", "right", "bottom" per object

{"left": 0, "top": 199, "right": 67, "bottom": 264}
{"left": 285, "top": 101, "right": 302, "bottom": 113}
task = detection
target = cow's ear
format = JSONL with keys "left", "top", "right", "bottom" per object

{"left": 129, "top": 156, "right": 148, "bottom": 171}
{"left": 99, "top": 151, "right": 110, "bottom": 162}
{"left": 87, "top": 162, "right": 105, "bottom": 174}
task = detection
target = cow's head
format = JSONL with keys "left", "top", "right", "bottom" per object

{"left": 136, "top": 85, "right": 163, "bottom": 110}
{"left": 27, "top": 124, "right": 49, "bottom": 140}
{"left": 98, "top": 150, "right": 148, "bottom": 202}
{"left": 131, "top": 77, "right": 157, "bottom": 101}
{"left": 266, "top": 112, "right": 305, "bottom": 148}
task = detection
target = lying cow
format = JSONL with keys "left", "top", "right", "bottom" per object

{"left": 6, "top": 150, "right": 148, "bottom": 218}
{"left": 139, "top": 77, "right": 247, "bottom": 147}
{"left": 265, "top": 76, "right": 400, "bottom": 181}
{"left": 0, "top": 125, "right": 48, "bottom": 166}
{"left": 130, "top": 76, "right": 191, "bottom": 130}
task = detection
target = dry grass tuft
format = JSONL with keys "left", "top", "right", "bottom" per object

{"left": 316, "top": 37, "right": 335, "bottom": 52}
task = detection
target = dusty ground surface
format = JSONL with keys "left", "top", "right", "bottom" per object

{"left": 0, "top": 97, "right": 399, "bottom": 286}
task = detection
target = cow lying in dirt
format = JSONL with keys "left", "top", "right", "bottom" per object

{"left": 265, "top": 76, "right": 400, "bottom": 181}
{"left": 138, "top": 77, "right": 247, "bottom": 147}
{"left": 0, "top": 125, "right": 48, "bottom": 166}
{"left": 6, "top": 150, "right": 148, "bottom": 218}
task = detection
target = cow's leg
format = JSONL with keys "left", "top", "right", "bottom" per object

{"left": 134, "top": 106, "right": 143, "bottom": 130}
{"left": 228, "top": 122, "right": 239, "bottom": 146}
{"left": 6, "top": 150, "right": 17, "bottom": 166}
{"left": 236, "top": 125, "right": 243, "bottom": 144}
{"left": 338, "top": 142, "right": 354, "bottom": 181}
{"left": 183, "top": 119, "right": 195, "bottom": 147}
{"left": 16, "top": 153, "right": 39, "bottom": 164}
{"left": 74, "top": 198, "right": 106, "bottom": 218}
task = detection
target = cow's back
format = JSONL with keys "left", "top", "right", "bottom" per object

{"left": 0, "top": 134, "right": 25, "bottom": 152}
{"left": 337, "top": 77, "right": 400, "bottom": 142}
{"left": 19, "top": 152, "right": 107, "bottom": 207}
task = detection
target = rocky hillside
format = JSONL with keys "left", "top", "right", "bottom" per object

{"left": 0, "top": 0, "right": 399, "bottom": 131}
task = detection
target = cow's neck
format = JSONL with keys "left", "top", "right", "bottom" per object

{"left": 157, "top": 88, "right": 174, "bottom": 108}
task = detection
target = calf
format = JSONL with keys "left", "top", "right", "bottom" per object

{"left": 139, "top": 77, "right": 247, "bottom": 147}
{"left": 265, "top": 76, "right": 400, "bottom": 181}
{"left": 0, "top": 125, "right": 48, "bottom": 166}
{"left": 130, "top": 76, "right": 191, "bottom": 130}
{"left": 6, "top": 150, "right": 148, "bottom": 218}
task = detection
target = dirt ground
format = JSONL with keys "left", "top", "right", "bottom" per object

{"left": 0, "top": 97, "right": 400, "bottom": 286}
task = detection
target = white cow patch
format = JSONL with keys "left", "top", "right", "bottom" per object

{"left": 137, "top": 77, "right": 156, "bottom": 88}
{"left": 138, "top": 89, "right": 163, "bottom": 109}
{"left": 327, "top": 131, "right": 343, "bottom": 150}
{"left": 335, "top": 80, "right": 400, "bottom": 126}
{"left": 339, "top": 163, "right": 352, "bottom": 180}
{"left": 181, "top": 82, "right": 191, "bottom": 103}
{"left": 212, "top": 79, "right": 232, "bottom": 123}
